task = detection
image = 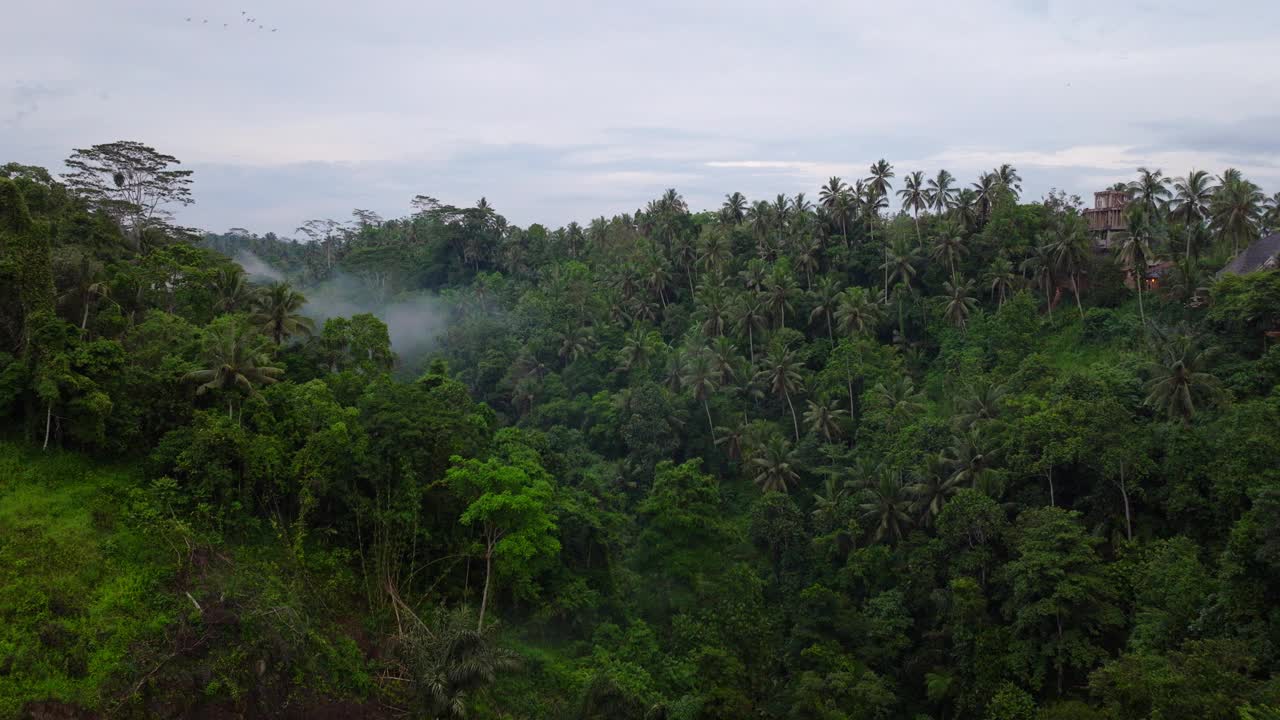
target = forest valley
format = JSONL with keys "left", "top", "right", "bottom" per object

{"left": 3, "top": 142, "right": 1280, "bottom": 720}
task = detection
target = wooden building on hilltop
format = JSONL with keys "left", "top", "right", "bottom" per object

{"left": 1084, "top": 189, "right": 1130, "bottom": 250}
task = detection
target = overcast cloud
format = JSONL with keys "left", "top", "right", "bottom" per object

{"left": 3, "top": 0, "right": 1278, "bottom": 234}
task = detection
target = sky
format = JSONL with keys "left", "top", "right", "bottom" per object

{"left": 3, "top": 0, "right": 1279, "bottom": 236}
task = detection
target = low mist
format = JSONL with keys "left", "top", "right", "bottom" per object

{"left": 298, "top": 272, "right": 452, "bottom": 368}
{"left": 234, "top": 250, "right": 285, "bottom": 282}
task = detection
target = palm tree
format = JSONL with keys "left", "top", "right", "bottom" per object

{"left": 252, "top": 282, "right": 315, "bottom": 345}
{"left": 939, "top": 278, "right": 978, "bottom": 330}
{"left": 953, "top": 188, "right": 979, "bottom": 230}
{"left": 945, "top": 428, "right": 993, "bottom": 488}
{"left": 984, "top": 255, "right": 1018, "bottom": 308}
{"left": 698, "top": 227, "right": 733, "bottom": 275}
{"left": 184, "top": 318, "right": 284, "bottom": 419}
{"left": 931, "top": 221, "right": 968, "bottom": 281}
{"left": 1129, "top": 167, "right": 1172, "bottom": 216}
{"left": 714, "top": 414, "right": 747, "bottom": 461}
{"left": 755, "top": 347, "right": 804, "bottom": 441}
{"left": 1044, "top": 217, "right": 1090, "bottom": 319}
{"left": 1211, "top": 175, "right": 1264, "bottom": 255}
{"left": 804, "top": 398, "right": 847, "bottom": 442}
{"left": 57, "top": 253, "right": 111, "bottom": 332}
{"left": 866, "top": 190, "right": 891, "bottom": 293}
{"left": 834, "top": 286, "right": 883, "bottom": 338}
{"left": 721, "top": 192, "right": 747, "bottom": 224}
{"left": 811, "top": 475, "right": 848, "bottom": 525}
{"left": 208, "top": 266, "right": 257, "bottom": 315}
{"left": 927, "top": 169, "right": 957, "bottom": 214}
{"left": 765, "top": 268, "right": 797, "bottom": 329}
{"left": 557, "top": 324, "right": 593, "bottom": 366}
{"left": 809, "top": 275, "right": 844, "bottom": 341}
{"left": 898, "top": 170, "right": 929, "bottom": 243}
{"left": 857, "top": 469, "right": 913, "bottom": 543}
{"left": 907, "top": 453, "right": 961, "bottom": 527}
{"left": 867, "top": 159, "right": 895, "bottom": 201}
{"left": 881, "top": 238, "right": 920, "bottom": 299}
{"left": 1020, "top": 242, "right": 1057, "bottom": 318}
{"left": 994, "top": 164, "right": 1022, "bottom": 199}
{"left": 663, "top": 346, "right": 688, "bottom": 392}
{"left": 874, "top": 375, "right": 924, "bottom": 430}
{"left": 794, "top": 235, "right": 822, "bottom": 288}
{"left": 1144, "top": 332, "right": 1223, "bottom": 423}
{"left": 681, "top": 349, "right": 721, "bottom": 441}
{"left": 695, "top": 284, "right": 731, "bottom": 338}
{"left": 751, "top": 434, "right": 800, "bottom": 493}
{"left": 1263, "top": 191, "right": 1280, "bottom": 232}
{"left": 396, "top": 606, "right": 519, "bottom": 719}
{"left": 952, "top": 380, "right": 1006, "bottom": 431}
{"left": 972, "top": 172, "right": 998, "bottom": 225}
{"left": 618, "top": 326, "right": 657, "bottom": 373}
{"left": 746, "top": 201, "right": 773, "bottom": 258}
{"left": 1169, "top": 170, "right": 1216, "bottom": 243}
{"left": 1117, "top": 204, "right": 1157, "bottom": 325}
{"left": 710, "top": 336, "right": 740, "bottom": 384}
{"left": 733, "top": 292, "right": 768, "bottom": 363}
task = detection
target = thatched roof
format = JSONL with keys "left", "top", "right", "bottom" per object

{"left": 1220, "top": 232, "right": 1280, "bottom": 276}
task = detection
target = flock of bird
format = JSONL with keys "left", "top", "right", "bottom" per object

{"left": 185, "top": 10, "right": 277, "bottom": 32}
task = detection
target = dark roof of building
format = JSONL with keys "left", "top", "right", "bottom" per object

{"left": 1221, "top": 232, "right": 1280, "bottom": 276}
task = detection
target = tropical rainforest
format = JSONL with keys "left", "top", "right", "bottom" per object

{"left": 2, "top": 142, "right": 1280, "bottom": 720}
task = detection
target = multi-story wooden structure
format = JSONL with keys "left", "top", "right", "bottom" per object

{"left": 1084, "top": 189, "right": 1129, "bottom": 249}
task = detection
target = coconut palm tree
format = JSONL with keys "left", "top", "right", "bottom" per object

{"left": 556, "top": 324, "right": 593, "bottom": 366}
{"left": 908, "top": 453, "right": 961, "bottom": 527}
{"left": 755, "top": 347, "right": 804, "bottom": 441}
{"left": 952, "top": 380, "right": 1007, "bottom": 431}
{"left": 721, "top": 192, "right": 747, "bottom": 225}
{"left": 808, "top": 275, "right": 843, "bottom": 341}
{"left": 695, "top": 285, "right": 731, "bottom": 338}
{"left": 1020, "top": 242, "right": 1058, "bottom": 318}
{"left": 811, "top": 475, "right": 848, "bottom": 525}
{"left": 251, "top": 282, "right": 315, "bottom": 345}
{"left": 1044, "top": 217, "right": 1091, "bottom": 319}
{"left": 881, "top": 237, "right": 919, "bottom": 296}
{"left": 972, "top": 172, "right": 998, "bottom": 225}
{"left": 617, "top": 326, "right": 658, "bottom": 373}
{"left": 945, "top": 428, "right": 994, "bottom": 488}
{"left": 898, "top": 170, "right": 929, "bottom": 243}
{"left": 1144, "top": 331, "right": 1224, "bottom": 423}
{"left": 939, "top": 278, "right": 978, "bottom": 330}
{"left": 714, "top": 414, "right": 747, "bottom": 461}
{"left": 1129, "top": 167, "right": 1172, "bottom": 216}
{"left": 751, "top": 433, "right": 800, "bottom": 493}
{"left": 804, "top": 398, "right": 847, "bottom": 442}
{"left": 733, "top": 292, "right": 769, "bottom": 364}
{"left": 710, "top": 336, "right": 740, "bottom": 384}
{"left": 994, "top": 164, "right": 1022, "bottom": 199}
{"left": 1117, "top": 204, "right": 1158, "bottom": 325}
{"left": 184, "top": 318, "right": 284, "bottom": 419}
{"left": 698, "top": 226, "right": 733, "bottom": 274}
{"left": 984, "top": 255, "right": 1018, "bottom": 308}
{"left": 209, "top": 265, "right": 257, "bottom": 315}
{"left": 746, "top": 200, "right": 773, "bottom": 257}
{"left": 1263, "top": 191, "right": 1280, "bottom": 232}
{"left": 927, "top": 169, "right": 957, "bottom": 213}
{"left": 874, "top": 375, "right": 924, "bottom": 430}
{"left": 681, "top": 348, "right": 721, "bottom": 441}
{"left": 834, "top": 286, "right": 883, "bottom": 338}
{"left": 764, "top": 268, "right": 797, "bottom": 329}
{"left": 953, "top": 188, "right": 979, "bottom": 230}
{"left": 1211, "top": 175, "right": 1264, "bottom": 255}
{"left": 1169, "top": 170, "right": 1216, "bottom": 242}
{"left": 931, "top": 221, "right": 968, "bottom": 282}
{"left": 867, "top": 159, "right": 895, "bottom": 201}
{"left": 857, "top": 469, "right": 914, "bottom": 543}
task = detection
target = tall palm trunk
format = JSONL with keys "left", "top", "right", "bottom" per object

{"left": 1120, "top": 465, "right": 1132, "bottom": 542}
{"left": 43, "top": 401, "right": 53, "bottom": 450}
{"left": 478, "top": 540, "right": 494, "bottom": 631}
{"left": 703, "top": 399, "right": 716, "bottom": 443}
{"left": 785, "top": 389, "right": 800, "bottom": 442}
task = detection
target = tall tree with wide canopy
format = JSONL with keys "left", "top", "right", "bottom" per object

{"left": 1144, "top": 331, "right": 1223, "bottom": 423}
{"left": 61, "top": 140, "right": 194, "bottom": 249}
{"left": 446, "top": 432, "right": 559, "bottom": 631}
{"left": 927, "top": 169, "right": 958, "bottom": 213}
{"left": 1129, "top": 167, "right": 1172, "bottom": 216}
